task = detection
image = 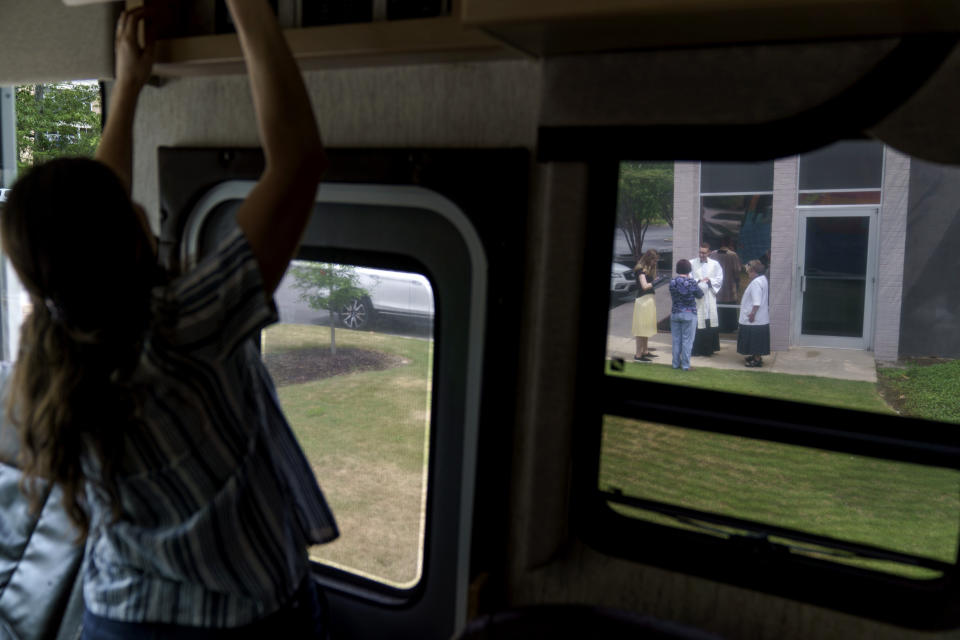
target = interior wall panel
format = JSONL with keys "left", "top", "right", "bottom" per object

{"left": 130, "top": 60, "right": 541, "bottom": 220}
{"left": 0, "top": 0, "right": 116, "bottom": 85}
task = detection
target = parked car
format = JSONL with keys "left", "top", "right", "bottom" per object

{"left": 340, "top": 266, "right": 434, "bottom": 329}
{"left": 610, "top": 262, "right": 637, "bottom": 300}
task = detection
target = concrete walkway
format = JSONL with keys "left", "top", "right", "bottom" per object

{"left": 607, "top": 332, "right": 878, "bottom": 383}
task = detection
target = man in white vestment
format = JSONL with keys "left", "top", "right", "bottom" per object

{"left": 691, "top": 243, "right": 723, "bottom": 356}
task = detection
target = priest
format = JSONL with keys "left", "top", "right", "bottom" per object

{"left": 691, "top": 242, "right": 723, "bottom": 356}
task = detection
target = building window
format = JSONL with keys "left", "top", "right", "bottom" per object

{"left": 698, "top": 162, "right": 774, "bottom": 329}
{"left": 798, "top": 140, "right": 884, "bottom": 205}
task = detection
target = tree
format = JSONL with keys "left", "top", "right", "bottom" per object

{"left": 16, "top": 83, "right": 101, "bottom": 170}
{"left": 616, "top": 161, "right": 674, "bottom": 265}
{"left": 290, "top": 262, "right": 371, "bottom": 354}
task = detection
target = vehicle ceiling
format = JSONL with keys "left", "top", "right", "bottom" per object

{"left": 0, "top": 1, "right": 958, "bottom": 164}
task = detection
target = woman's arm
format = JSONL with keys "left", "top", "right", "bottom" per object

{"left": 94, "top": 7, "right": 155, "bottom": 195}
{"left": 690, "top": 278, "right": 704, "bottom": 298}
{"left": 227, "top": 0, "right": 328, "bottom": 295}
{"left": 639, "top": 273, "right": 652, "bottom": 291}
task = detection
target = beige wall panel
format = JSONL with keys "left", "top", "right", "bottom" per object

{"left": 513, "top": 542, "right": 956, "bottom": 640}
{"left": 130, "top": 60, "right": 540, "bottom": 218}
{"left": 0, "top": 0, "right": 116, "bottom": 84}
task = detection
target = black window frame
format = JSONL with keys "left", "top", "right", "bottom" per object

{"left": 539, "top": 120, "right": 960, "bottom": 627}
{"left": 158, "top": 146, "right": 528, "bottom": 639}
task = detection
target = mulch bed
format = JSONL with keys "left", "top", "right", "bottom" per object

{"left": 263, "top": 346, "right": 408, "bottom": 386}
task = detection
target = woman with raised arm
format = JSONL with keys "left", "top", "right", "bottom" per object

{"left": 2, "top": 2, "right": 334, "bottom": 637}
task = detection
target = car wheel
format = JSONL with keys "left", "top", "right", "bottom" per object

{"left": 341, "top": 297, "right": 372, "bottom": 330}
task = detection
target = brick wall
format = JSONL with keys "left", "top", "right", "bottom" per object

{"left": 875, "top": 149, "right": 909, "bottom": 362}
{"left": 673, "top": 162, "right": 700, "bottom": 270}
{"left": 770, "top": 157, "right": 799, "bottom": 351}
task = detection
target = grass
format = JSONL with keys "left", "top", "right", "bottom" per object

{"left": 261, "top": 319, "right": 959, "bottom": 584}
{"left": 600, "top": 416, "right": 960, "bottom": 577}
{"left": 877, "top": 359, "right": 960, "bottom": 424}
{"left": 262, "top": 323, "right": 432, "bottom": 588}
{"left": 607, "top": 360, "right": 894, "bottom": 414}
{"left": 602, "top": 358, "right": 960, "bottom": 577}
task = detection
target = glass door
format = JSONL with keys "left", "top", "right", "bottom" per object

{"left": 796, "top": 208, "right": 877, "bottom": 349}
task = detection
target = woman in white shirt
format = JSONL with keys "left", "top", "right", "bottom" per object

{"left": 737, "top": 260, "right": 770, "bottom": 367}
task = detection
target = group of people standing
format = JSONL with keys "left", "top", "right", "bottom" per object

{"left": 630, "top": 242, "right": 770, "bottom": 371}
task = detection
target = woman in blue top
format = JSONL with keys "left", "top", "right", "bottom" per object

{"left": 2, "top": 2, "right": 335, "bottom": 637}
{"left": 669, "top": 259, "right": 704, "bottom": 371}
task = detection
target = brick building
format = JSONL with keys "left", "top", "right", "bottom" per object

{"left": 670, "top": 141, "right": 959, "bottom": 361}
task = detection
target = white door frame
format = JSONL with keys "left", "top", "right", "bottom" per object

{"left": 793, "top": 206, "right": 879, "bottom": 349}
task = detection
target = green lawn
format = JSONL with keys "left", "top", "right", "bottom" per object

{"left": 607, "top": 359, "right": 894, "bottom": 414}
{"left": 260, "top": 320, "right": 958, "bottom": 584}
{"left": 601, "top": 359, "right": 960, "bottom": 578}
{"left": 877, "top": 359, "right": 960, "bottom": 424}
{"left": 262, "top": 323, "right": 432, "bottom": 588}
{"left": 600, "top": 416, "right": 960, "bottom": 577}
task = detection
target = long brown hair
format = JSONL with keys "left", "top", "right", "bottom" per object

{"left": 635, "top": 249, "right": 658, "bottom": 280}
{"left": 2, "top": 158, "right": 156, "bottom": 539}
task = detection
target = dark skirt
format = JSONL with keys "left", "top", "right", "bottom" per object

{"left": 691, "top": 320, "right": 720, "bottom": 356}
{"left": 737, "top": 324, "right": 770, "bottom": 356}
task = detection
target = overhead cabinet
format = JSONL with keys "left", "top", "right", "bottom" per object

{"left": 460, "top": 0, "right": 960, "bottom": 54}
{"left": 65, "top": 0, "right": 516, "bottom": 76}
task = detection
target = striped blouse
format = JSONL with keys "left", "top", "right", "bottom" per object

{"left": 82, "top": 227, "right": 338, "bottom": 627}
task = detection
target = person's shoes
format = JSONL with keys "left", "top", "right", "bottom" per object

{"left": 745, "top": 360, "right": 762, "bottom": 368}
{"left": 644, "top": 352, "right": 658, "bottom": 358}
{"left": 636, "top": 355, "right": 653, "bottom": 362}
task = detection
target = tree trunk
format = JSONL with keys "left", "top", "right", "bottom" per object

{"left": 330, "top": 313, "right": 337, "bottom": 355}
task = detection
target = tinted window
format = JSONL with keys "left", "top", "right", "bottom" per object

{"left": 700, "top": 161, "right": 774, "bottom": 193}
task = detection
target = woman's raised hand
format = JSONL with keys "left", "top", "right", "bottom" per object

{"left": 115, "top": 7, "right": 155, "bottom": 90}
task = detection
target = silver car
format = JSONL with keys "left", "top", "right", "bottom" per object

{"left": 340, "top": 267, "right": 434, "bottom": 330}
{"left": 610, "top": 262, "right": 637, "bottom": 300}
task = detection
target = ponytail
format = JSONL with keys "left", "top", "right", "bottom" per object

{"left": 2, "top": 157, "right": 154, "bottom": 540}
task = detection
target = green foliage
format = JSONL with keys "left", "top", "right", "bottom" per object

{"left": 616, "top": 161, "right": 674, "bottom": 263}
{"left": 290, "top": 262, "right": 369, "bottom": 314}
{"left": 16, "top": 83, "right": 101, "bottom": 170}
{"left": 290, "top": 262, "right": 371, "bottom": 353}
{"left": 877, "top": 360, "right": 960, "bottom": 424}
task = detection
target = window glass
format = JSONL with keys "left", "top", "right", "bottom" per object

{"left": 1, "top": 81, "right": 102, "bottom": 361}
{"left": 700, "top": 160, "right": 774, "bottom": 194}
{"left": 798, "top": 140, "right": 884, "bottom": 191}
{"left": 262, "top": 260, "right": 434, "bottom": 588}
{"left": 607, "top": 148, "right": 960, "bottom": 427}
{"left": 700, "top": 194, "right": 773, "bottom": 266}
{"left": 599, "top": 418, "right": 959, "bottom": 579}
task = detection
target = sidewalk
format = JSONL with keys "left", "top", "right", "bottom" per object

{"left": 607, "top": 332, "right": 877, "bottom": 383}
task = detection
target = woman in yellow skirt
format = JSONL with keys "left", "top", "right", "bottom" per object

{"left": 632, "top": 250, "right": 659, "bottom": 361}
